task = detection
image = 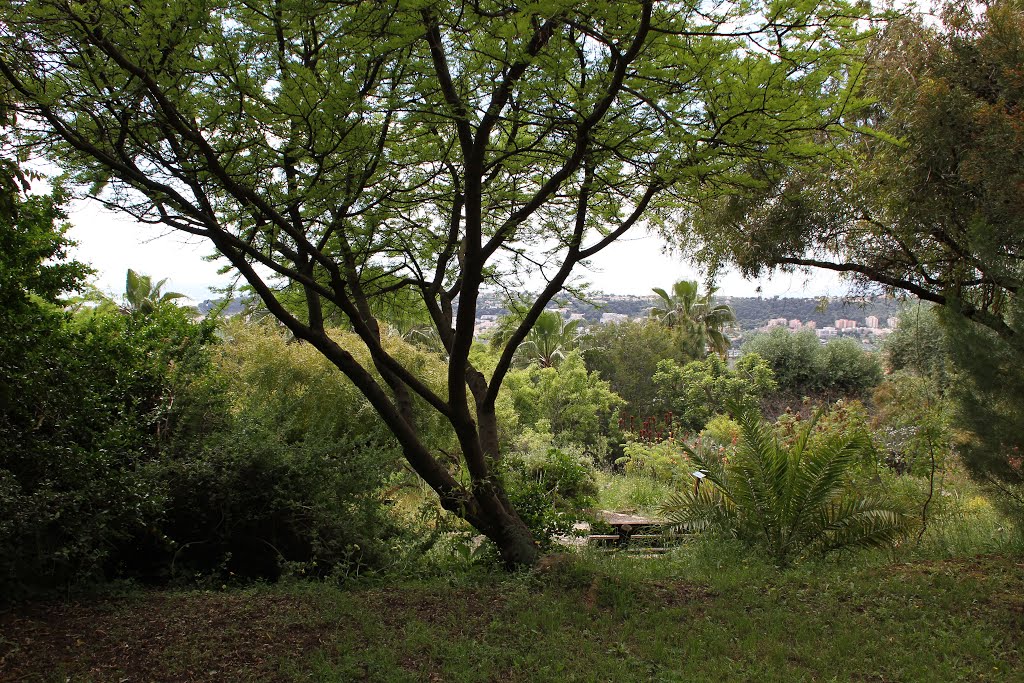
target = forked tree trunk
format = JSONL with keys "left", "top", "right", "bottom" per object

{"left": 464, "top": 393, "right": 542, "bottom": 569}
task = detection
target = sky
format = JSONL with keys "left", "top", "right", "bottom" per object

{"left": 66, "top": 198, "right": 848, "bottom": 304}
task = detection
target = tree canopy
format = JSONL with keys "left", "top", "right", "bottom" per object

{"left": 688, "top": 0, "right": 1023, "bottom": 341}
{"left": 0, "top": 0, "right": 868, "bottom": 566}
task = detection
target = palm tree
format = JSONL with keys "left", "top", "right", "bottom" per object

{"left": 660, "top": 404, "right": 911, "bottom": 565}
{"left": 124, "top": 269, "right": 185, "bottom": 314}
{"left": 491, "top": 308, "right": 581, "bottom": 368}
{"left": 518, "top": 310, "right": 582, "bottom": 368}
{"left": 650, "top": 280, "right": 734, "bottom": 358}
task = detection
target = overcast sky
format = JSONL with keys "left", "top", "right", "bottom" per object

{"left": 66, "top": 198, "right": 848, "bottom": 304}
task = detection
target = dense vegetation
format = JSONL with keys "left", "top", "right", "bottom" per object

{"left": 1, "top": 2, "right": 1023, "bottom": 680}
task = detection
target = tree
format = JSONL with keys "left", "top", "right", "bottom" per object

{"left": 583, "top": 318, "right": 695, "bottom": 417}
{"left": 741, "top": 328, "right": 882, "bottom": 399}
{"left": 1, "top": 0, "right": 866, "bottom": 567}
{"left": 504, "top": 351, "right": 621, "bottom": 449}
{"left": 686, "top": 1, "right": 1022, "bottom": 341}
{"left": 684, "top": 1, "right": 1024, "bottom": 499}
{"left": 650, "top": 280, "right": 735, "bottom": 358}
{"left": 0, "top": 171, "right": 220, "bottom": 595}
{"left": 651, "top": 353, "right": 776, "bottom": 432}
{"left": 882, "top": 304, "right": 952, "bottom": 383}
{"left": 124, "top": 269, "right": 185, "bottom": 314}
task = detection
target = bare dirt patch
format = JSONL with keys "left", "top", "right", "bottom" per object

{"left": 0, "top": 591, "right": 333, "bottom": 682}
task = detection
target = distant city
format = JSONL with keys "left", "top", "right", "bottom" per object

{"left": 200, "top": 292, "right": 905, "bottom": 350}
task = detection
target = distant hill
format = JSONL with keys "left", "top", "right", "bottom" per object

{"left": 199, "top": 292, "right": 904, "bottom": 331}
{"left": 198, "top": 298, "right": 247, "bottom": 316}
{"left": 476, "top": 292, "right": 902, "bottom": 330}
{"left": 721, "top": 296, "right": 902, "bottom": 330}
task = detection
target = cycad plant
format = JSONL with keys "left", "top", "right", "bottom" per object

{"left": 660, "top": 404, "right": 910, "bottom": 565}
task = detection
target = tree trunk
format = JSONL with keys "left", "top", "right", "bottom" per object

{"left": 482, "top": 502, "right": 540, "bottom": 569}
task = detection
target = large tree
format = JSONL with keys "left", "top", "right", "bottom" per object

{"left": 684, "top": 0, "right": 1024, "bottom": 501}
{"left": 688, "top": 1, "right": 1023, "bottom": 341}
{"left": 0, "top": 0, "right": 866, "bottom": 567}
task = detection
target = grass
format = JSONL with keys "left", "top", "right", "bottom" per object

{"left": 2, "top": 541, "right": 1022, "bottom": 682}
{"left": 3, "top": 466, "right": 1020, "bottom": 682}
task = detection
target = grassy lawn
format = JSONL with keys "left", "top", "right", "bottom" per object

{"left": 2, "top": 545, "right": 1022, "bottom": 682}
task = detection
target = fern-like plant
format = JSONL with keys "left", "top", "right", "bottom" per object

{"left": 660, "top": 404, "right": 910, "bottom": 565}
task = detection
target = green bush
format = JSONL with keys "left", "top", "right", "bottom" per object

{"left": 741, "top": 328, "right": 882, "bottom": 399}
{"left": 660, "top": 404, "right": 912, "bottom": 565}
{"left": 617, "top": 440, "right": 692, "bottom": 484}
{"left": 0, "top": 304, "right": 215, "bottom": 599}
{"left": 504, "top": 351, "right": 622, "bottom": 450}
{"left": 502, "top": 447, "right": 598, "bottom": 548}
{"left": 144, "top": 323, "right": 437, "bottom": 582}
{"left": 651, "top": 353, "right": 776, "bottom": 432}
{"left": 702, "top": 415, "right": 742, "bottom": 447}
{"left": 582, "top": 319, "right": 698, "bottom": 416}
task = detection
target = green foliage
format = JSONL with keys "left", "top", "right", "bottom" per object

{"left": 617, "top": 440, "right": 692, "bottom": 484}
{"left": 0, "top": 302, "right": 215, "bottom": 599}
{"left": 685, "top": 2, "right": 1023, "bottom": 344}
{"left": 872, "top": 374, "right": 954, "bottom": 477}
{"left": 501, "top": 447, "right": 597, "bottom": 548}
{"left": 492, "top": 308, "right": 582, "bottom": 369}
{"left": 652, "top": 353, "right": 776, "bottom": 432}
{"left": 774, "top": 399, "right": 873, "bottom": 454}
{"left": 702, "top": 415, "right": 742, "bottom": 447}
{"left": 660, "top": 405, "right": 912, "bottom": 565}
{"left": 583, "top": 319, "right": 696, "bottom": 417}
{"left": 650, "top": 280, "right": 735, "bottom": 358}
{"left": 741, "top": 329, "right": 822, "bottom": 392}
{"left": 503, "top": 352, "right": 622, "bottom": 450}
{"left": 0, "top": 187, "right": 90, "bottom": 313}
{"left": 742, "top": 328, "right": 882, "bottom": 398}
{"left": 147, "top": 323, "right": 451, "bottom": 582}
{"left": 941, "top": 308, "right": 1024, "bottom": 516}
{"left": 883, "top": 304, "right": 952, "bottom": 382}
{"left": 124, "top": 268, "right": 185, "bottom": 314}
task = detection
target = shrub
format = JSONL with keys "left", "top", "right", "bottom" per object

{"left": 872, "top": 374, "right": 954, "bottom": 477}
{"left": 0, "top": 304, "right": 215, "bottom": 599}
{"left": 660, "top": 404, "right": 912, "bottom": 565}
{"left": 582, "top": 319, "right": 698, "bottom": 416}
{"left": 502, "top": 447, "right": 598, "bottom": 548}
{"left": 741, "top": 328, "right": 882, "bottom": 400}
{"left": 651, "top": 353, "right": 776, "bottom": 432}
{"left": 504, "top": 351, "right": 622, "bottom": 450}
{"left": 702, "top": 415, "right": 741, "bottom": 447}
{"left": 617, "top": 440, "right": 693, "bottom": 484}
{"left": 141, "top": 323, "right": 431, "bottom": 582}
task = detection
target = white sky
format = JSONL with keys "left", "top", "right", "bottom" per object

{"left": 67, "top": 199, "right": 848, "bottom": 303}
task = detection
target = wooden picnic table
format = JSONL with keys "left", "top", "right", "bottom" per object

{"left": 590, "top": 510, "right": 672, "bottom": 549}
